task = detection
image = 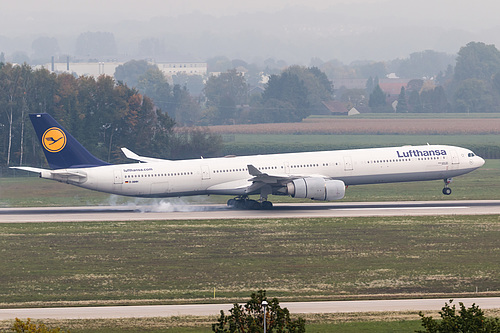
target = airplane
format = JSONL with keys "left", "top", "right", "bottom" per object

{"left": 12, "top": 113, "right": 485, "bottom": 209}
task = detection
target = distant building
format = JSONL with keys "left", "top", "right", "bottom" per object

{"left": 248, "top": 86, "right": 265, "bottom": 96}
{"left": 43, "top": 60, "right": 208, "bottom": 79}
{"left": 378, "top": 79, "right": 411, "bottom": 96}
{"left": 332, "top": 78, "right": 366, "bottom": 90}
{"left": 320, "top": 100, "right": 349, "bottom": 115}
{"left": 43, "top": 61, "right": 123, "bottom": 77}
{"left": 156, "top": 62, "right": 207, "bottom": 77}
{"left": 348, "top": 107, "right": 361, "bottom": 116}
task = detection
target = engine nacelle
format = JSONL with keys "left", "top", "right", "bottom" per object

{"left": 286, "top": 178, "right": 345, "bottom": 201}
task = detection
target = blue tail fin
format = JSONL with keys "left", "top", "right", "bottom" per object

{"left": 30, "top": 113, "right": 109, "bottom": 169}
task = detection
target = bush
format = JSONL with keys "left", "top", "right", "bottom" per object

{"left": 212, "top": 290, "right": 305, "bottom": 332}
{"left": 9, "top": 318, "right": 70, "bottom": 333}
{"left": 417, "top": 299, "right": 500, "bottom": 332}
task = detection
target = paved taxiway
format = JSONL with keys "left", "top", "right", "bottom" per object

{"left": 1, "top": 200, "right": 500, "bottom": 222}
{"left": 1, "top": 298, "right": 499, "bottom": 320}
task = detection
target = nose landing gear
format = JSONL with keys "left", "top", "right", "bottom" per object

{"left": 442, "top": 178, "right": 452, "bottom": 195}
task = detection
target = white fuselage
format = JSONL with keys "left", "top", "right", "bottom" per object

{"left": 44, "top": 145, "right": 484, "bottom": 199}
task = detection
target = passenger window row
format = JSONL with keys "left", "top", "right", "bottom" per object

{"left": 124, "top": 172, "right": 194, "bottom": 178}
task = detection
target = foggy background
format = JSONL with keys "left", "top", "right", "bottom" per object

{"left": 1, "top": 0, "right": 500, "bottom": 65}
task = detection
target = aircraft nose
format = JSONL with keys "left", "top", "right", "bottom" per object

{"left": 478, "top": 156, "right": 485, "bottom": 167}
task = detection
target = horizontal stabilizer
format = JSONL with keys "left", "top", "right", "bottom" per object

{"left": 10, "top": 166, "right": 47, "bottom": 174}
{"left": 10, "top": 166, "right": 87, "bottom": 183}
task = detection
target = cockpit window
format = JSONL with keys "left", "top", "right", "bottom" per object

{"left": 468, "top": 153, "right": 475, "bottom": 157}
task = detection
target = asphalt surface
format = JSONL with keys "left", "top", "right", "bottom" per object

{"left": 1, "top": 200, "right": 500, "bottom": 222}
{"left": 1, "top": 298, "right": 499, "bottom": 320}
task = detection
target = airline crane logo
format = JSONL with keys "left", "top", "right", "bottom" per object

{"left": 42, "top": 127, "right": 67, "bottom": 153}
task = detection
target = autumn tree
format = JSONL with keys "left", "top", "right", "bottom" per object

{"left": 115, "top": 59, "right": 157, "bottom": 89}
{"left": 454, "top": 42, "right": 500, "bottom": 82}
{"left": 0, "top": 63, "right": 25, "bottom": 166}
{"left": 171, "top": 84, "right": 202, "bottom": 126}
{"left": 420, "top": 86, "right": 450, "bottom": 113}
{"left": 368, "top": 84, "right": 391, "bottom": 112}
{"left": 449, "top": 42, "right": 500, "bottom": 113}
{"left": 0, "top": 63, "right": 182, "bottom": 168}
{"left": 137, "top": 66, "right": 172, "bottom": 114}
{"left": 408, "top": 89, "right": 423, "bottom": 113}
{"left": 203, "top": 69, "right": 248, "bottom": 124}
{"left": 397, "top": 50, "right": 455, "bottom": 79}
{"left": 169, "top": 127, "right": 222, "bottom": 159}
{"left": 286, "top": 65, "right": 333, "bottom": 108}
{"left": 212, "top": 290, "right": 305, "bottom": 333}
{"left": 258, "top": 65, "right": 333, "bottom": 122}
{"left": 396, "top": 86, "right": 408, "bottom": 113}
{"left": 261, "top": 71, "right": 309, "bottom": 122}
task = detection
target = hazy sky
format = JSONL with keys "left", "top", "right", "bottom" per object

{"left": 4, "top": 0, "right": 381, "bottom": 19}
{"left": 2, "top": 0, "right": 500, "bottom": 63}
{"left": 3, "top": 0, "right": 500, "bottom": 31}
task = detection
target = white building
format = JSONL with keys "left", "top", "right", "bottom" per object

{"left": 44, "top": 61, "right": 123, "bottom": 77}
{"left": 44, "top": 61, "right": 208, "bottom": 78}
{"left": 156, "top": 62, "right": 207, "bottom": 77}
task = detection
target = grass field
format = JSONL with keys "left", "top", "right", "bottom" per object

{"left": 307, "top": 113, "right": 500, "bottom": 119}
{"left": 0, "top": 314, "right": 439, "bottom": 333}
{"left": 208, "top": 115, "right": 500, "bottom": 158}
{"left": 1, "top": 215, "right": 499, "bottom": 307}
{"left": 208, "top": 118, "right": 500, "bottom": 135}
{"left": 223, "top": 134, "right": 500, "bottom": 147}
{"left": 220, "top": 133, "right": 500, "bottom": 158}
{"left": 1, "top": 215, "right": 500, "bottom": 331}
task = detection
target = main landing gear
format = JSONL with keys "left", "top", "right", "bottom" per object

{"left": 227, "top": 196, "right": 273, "bottom": 210}
{"left": 442, "top": 178, "right": 452, "bottom": 195}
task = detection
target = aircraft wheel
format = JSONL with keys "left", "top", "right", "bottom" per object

{"left": 442, "top": 187, "right": 452, "bottom": 195}
{"left": 227, "top": 199, "right": 237, "bottom": 207}
{"left": 261, "top": 201, "right": 273, "bottom": 209}
{"left": 245, "top": 199, "right": 261, "bottom": 210}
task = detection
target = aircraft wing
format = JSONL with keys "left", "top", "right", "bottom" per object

{"left": 121, "top": 147, "right": 169, "bottom": 163}
{"left": 247, "top": 164, "right": 293, "bottom": 184}
{"left": 206, "top": 164, "right": 327, "bottom": 196}
{"left": 247, "top": 164, "right": 328, "bottom": 184}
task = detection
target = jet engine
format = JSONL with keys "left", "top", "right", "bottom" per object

{"left": 286, "top": 177, "right": 345, "bottom": 201}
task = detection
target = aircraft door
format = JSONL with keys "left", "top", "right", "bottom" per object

{"left": 284, "top": 162, "right": 290, "bottom": 174}
{"left": 343, "top": 156, "right": 353, "bottom": 171}
{"left": 451, "top": 150, "right": 460, "bottom": 165}
{"left": 201, "top": 165, "right": 211, "bottom": 180}
{"left": 113, "top": 169, "right": 123, "bottom": 184}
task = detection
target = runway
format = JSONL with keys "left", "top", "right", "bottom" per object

{"left": 1, "top": 298, "right": 499, "bottom": 320}
{"left": 1, "top": 200, "right": 500, "bottom": 222}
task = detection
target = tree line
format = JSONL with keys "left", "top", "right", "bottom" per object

{"left": 117, "top": 41, "right": 500, "bottom": 127}
{"left": 366, "top": 42, "right": 500, "bottom": 113}
{"left": 116, "top": 63, "right": 334, "bottom": 126}
{"left": 0, "top": 63, "right": 221, "bottom": 169}
{"left": 3, "top": 41, "right": 500, "bottom": 169}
